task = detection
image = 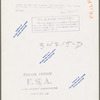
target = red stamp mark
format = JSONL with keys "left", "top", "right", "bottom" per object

{"left": 87, "top": 0, "right": 94, "bottom": 19}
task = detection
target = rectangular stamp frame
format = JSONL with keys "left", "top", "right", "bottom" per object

{"left": 31, "top": 15, "right": 80, "bottom": 33}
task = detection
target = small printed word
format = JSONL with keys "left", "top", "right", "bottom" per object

{"left": 87, "top": 0, "right": 94, "bottom": 19}
{"left": 40, "top": 41, "right": 83, "bottom": 49}
{"left": 13, "top": 21, "right": 28, "bottom": 38}
{"left": 39, "top": 49, "right": 56, "bottom": 64}
{"left": 69, "top": 73, "right": 86, "bottom": 89}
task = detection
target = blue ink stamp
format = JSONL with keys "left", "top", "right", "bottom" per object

{"left": 69, "top": 73, "right": 86, "bottom": 89}
{"left": 13, "top": 21, "right": 28, "bottom": 38}
{"left": 39, "top": 49, "right": 56, "bottom": 64}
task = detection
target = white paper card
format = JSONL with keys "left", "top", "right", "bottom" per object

{"left": 1, "top": 0, "right": 99, "bottom": 100}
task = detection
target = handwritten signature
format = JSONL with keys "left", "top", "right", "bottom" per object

{"left": 40, "top": 41, "right": 83, "bottom": 49}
